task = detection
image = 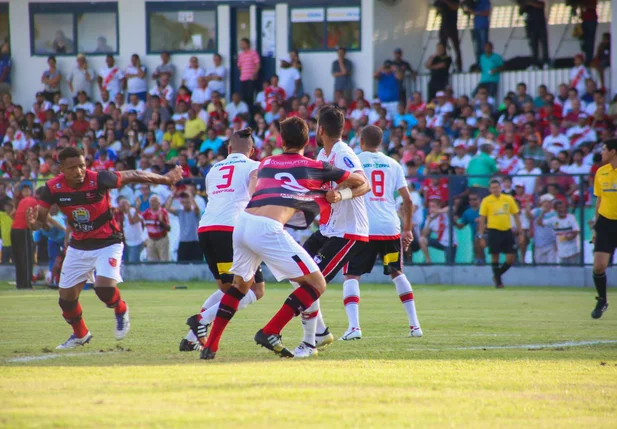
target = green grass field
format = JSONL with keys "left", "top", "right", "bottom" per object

{"left": 1, "top": 281, "right": 616, "bottom": 428}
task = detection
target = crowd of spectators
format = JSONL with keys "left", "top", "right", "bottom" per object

{"left": 0, "top": 32, "right": 614, "bottom": 277}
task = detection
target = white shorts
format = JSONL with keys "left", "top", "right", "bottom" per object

{"left": 231, "top": 212, "right": 319, "bottom": 282}
{"left": 59, "top": 243, "right": 124, "bottom": 289}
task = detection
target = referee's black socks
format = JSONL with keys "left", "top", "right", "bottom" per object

{"left": 500, "top": 263, "right": 512, "bottom": 276}
{"left": 593, "top": 272, "right": 607, "bottom": 300}
{"left": 491, "top": 262, "right": 500, "bottom": 279}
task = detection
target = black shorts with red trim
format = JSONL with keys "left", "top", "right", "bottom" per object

{"left": 345, "top": 238, "right": 402, "bottom": 276}
{"left": 198, "top": 229, "right": 263, "bottom": 285}
{"left": 303, "top": 230, "right": 367, "bottom": 283}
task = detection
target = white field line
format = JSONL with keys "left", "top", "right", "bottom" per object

{"left": 418, "top": 340, "right": 617, "bottom": 351}
{"left": 7, "top": 351, "right": 116, "bottom": 363}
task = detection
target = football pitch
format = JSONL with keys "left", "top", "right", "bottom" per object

{"left": 1, "top": 281, "right": 616, "bottom": 428}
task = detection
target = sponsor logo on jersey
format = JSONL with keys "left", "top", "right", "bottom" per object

{"left": 343, "top": 157, "right": 355, "bottom": 169}
{"left": 59, "top": 197, "right": 72, "bottom": 202}
{"left": 72, "top": 207, "right": 90, "bottom": 223}
{"left": 275, "top": 172, "right": 310, "bottom": 193}
{"left": 108, "top": 258, "right": 118, "bottom": 267}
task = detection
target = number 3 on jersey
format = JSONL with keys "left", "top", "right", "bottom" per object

{"left": 217, "top": 166, "right": 235, "bottom": 189}
{"left": 371, "top": 170, "right": 385, "bottom": 197}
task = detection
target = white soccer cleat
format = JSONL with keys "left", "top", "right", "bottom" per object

{"left": 339, "top": 327, "right": 362, "bottom": 341}
{"left": 115, "top": 305, "right": 130, "bottom": 340}
{"left": 293, "top": 341, "right": 318, "bottom": 358}
{"left": 315, "top": 331, "right": 335, "bottom": 349}
{"left": 409, "top": 327, "right": 423, "bottom": 337}
{"left": 56, "top": 331, "right": 93, "bottom": 350}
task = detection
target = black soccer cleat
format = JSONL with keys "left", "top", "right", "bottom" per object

{"left": 493, "top": 276, "right": 504, "bottom": 289}
{"left": 179, "top": 338, "right": 200, "bottom": 352}
{"left": 591, "top": 297, "right": 608, "bottom": 319}
{"left": 186, "top": 315, "right": 209, "bottom": 343}
{"left": 200, "top": 347, "right": 216, "bottom": 360}
{"left": 254, "top": 329, "right": 294, "bottom": 358}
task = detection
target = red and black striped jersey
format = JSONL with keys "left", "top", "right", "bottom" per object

{"left": 38, "top": 170, "right": 123, "bottom": 250}
{"left": 247, "top": 153, "right": 350, "bottom": 229}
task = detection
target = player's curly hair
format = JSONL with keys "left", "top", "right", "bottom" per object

{"left": 58, "top": 147, "right": 83, "bottom": 162}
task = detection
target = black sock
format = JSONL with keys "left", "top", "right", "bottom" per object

{"left": 500, "top": 263, "right": 512, "bottom": 276}
{"left": 491, "top": 262, "right": 500, "bottom": 279}
{"left": 593, "top": 272, "right": 607, "bottom": 300}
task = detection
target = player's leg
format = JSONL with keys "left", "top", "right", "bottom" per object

{"left": 498, "top": 231, "right": 516, "bottom": 286}
{"left": 92, "top": 244, "right": 129, "bottom": 340}
{"left": 55, "top": 247, "right": 95, "bottom": 349}
{"left": 592, "top": 252, "right": 610, "bottom": 318}
{"left": 488, "top": 230, "right": 504, "bottom": 288}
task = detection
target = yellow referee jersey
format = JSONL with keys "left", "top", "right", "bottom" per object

{"left": 594, "top": 163, "right": 617, "bottom": 220}
{"left": 479, "top": 194, "right": 519, "bottom": 231}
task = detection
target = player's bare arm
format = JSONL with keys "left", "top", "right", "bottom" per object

{"left": 119, "top": 165, "right": 183, "bottom": 186}
{"left": 398, "top": 185, "right": 414, "bottom": 250}
{"left": 26, "top": 204, "right": 50, "bottom": 231}
{"left": 248, "top": 170, "right": 259, "bottom": 196}
{"left": 326, "top": 171, "right": 369, "bottom": 203}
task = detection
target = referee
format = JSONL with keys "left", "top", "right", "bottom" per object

{"left": 477, "top": 179, "right": 523, "bottom": 288}
{"left": 590, "top": 138, "right": 617, "bottom": 319}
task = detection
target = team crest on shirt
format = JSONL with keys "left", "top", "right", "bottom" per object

{"left": 314, "top": 253, "right": 324, "bottom": 264}
{"left": 108, "top": 258, "right": 118, "bottom": 267}
{"left": 55, "top": 183, "right": 62, "bottom": 189}
{"left": 89, "top": 180, "right": 96, "bottom": 187}
{"left": 343, "top": 157, "right": 355, "bottom": 168}
{"left": 72, "top": 207, "right": 90, "bottom": 223}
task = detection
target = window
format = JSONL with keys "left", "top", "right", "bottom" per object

{"left": 290, "top": 5, "right": 361, "bottom": 51}
{"left": 0, "top": 3, "right": 8, "bottom": 53}
{"left": 29, "top": 3, "right": 118, "bottom": 56}
{"left": 146, "top": 2, "right": 217, "bottom": 54}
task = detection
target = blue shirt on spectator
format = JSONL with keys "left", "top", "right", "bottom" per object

{"left": 377, "top": 72, "right": 400, "bottom": 103}
{"left": 479, "top": 53, "right": 503, "bottom": 84}
{"left": 458, "top": 206, "right": 480, "bottom": 237}
{"left": 473, "top": 0, "right": 491, "bottom": 29}
{"left": 393, "top": 113, "right": 417, "bottom": 130}
{"left": 200, "top": 137, "right": 223, "bottom": 154}
{"left": 0, "top": 54, "right": 12, "bottom": 85}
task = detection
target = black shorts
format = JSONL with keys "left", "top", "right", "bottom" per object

{"left": 487, "top": 229, "right": 516, "bottom": 255}
{"left": 345, "top": 239, "right": 402, "bottom": 276}
{"left": 303, "top": 231, "right": 368, "bottom": 283}
{"left": 198, "top": 230, "right": 263, "bottom": 284}
{"left": 594, "top": 215, "right": 617, "bottom": 255}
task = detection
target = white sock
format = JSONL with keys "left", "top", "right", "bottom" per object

{"left": 343, "top": 279, "right": 361, "bottom": 329}
{"left": 293, "top": 281, "right": 328, "bottom": 337}
{"left": 200, "top": 290, "right": 257, "bottom": 325}
{"left": 201, "top": 289, "right": 224, "bottom": 311}
{"left": 316, "top": 309, "right": 328, "bottom": 335}
{"left": 185, "top": 330, "right": 197, "bottom": 342}
{"left": 393, "top": 274, "right": 420, "bottom": 329}
{"left": 301, "top": 300, "right": 320, "bottom": 346}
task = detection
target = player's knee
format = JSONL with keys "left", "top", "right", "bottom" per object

{"left": 251, "top": 282, "right": 265, "bottom": 300}
{"left": 419, "top": 237, "right": 427, "bottom": 246}
{"left": 58, "top": 297, "right": 78, "bottom": 311}
{"left": 232, "top": 276, "right": 253, "bottom": 294}
{"left": 390, "top": 269, "right": 403, "bottom": 279}
{"left": 305, "top": 272, "right": 327, "bottom": 295}
{"left": 58, "top": 286, "right": 80, "bottom": 302}
{"left": 593, "top": 261, "right": 608, "bottom": 274}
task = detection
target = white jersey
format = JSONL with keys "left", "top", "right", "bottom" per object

{"left": 358, "top": 151, "right": 406, "bottom": 239}
{"left": 317, "top": 141, "right": 369, "bottom": 241}
{"left": 198, "top": 153, "right": 259, "bottom": 232}
{"left": 544, "top": 214, "right": 580, "bottom": 259}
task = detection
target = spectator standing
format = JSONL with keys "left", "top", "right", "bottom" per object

{"left": 590, "top": 32, "right": 610, "bottom": 89}
{"left": 124, "top": 54, "right": 147, "bottom": 102}
{"left": 473, "top": 42, "right": 503, "bottom": 99}
{"left": 532, "top": 194, "right": 557, "bottom": 264}
{"left": 425, "top": 43, "right": 452, "bottom": 101}
{"left": 467, "top": 143, "right": 498, "bottom": 192}
{"left": 142, "top": 195, "right": 170, "bottom": 262}
{"left": 98, "top": 54, "right": 124, "bottom": 100}
{"left": 166, "top": 191, "right": 201, "bottom": 262}
{"left": 0, "top": 42, "right": 11, "bottom": 94}
{"left": 68, "top": 54, "right": 96, "bottom": 105}
{"left": 331, "top": 47, "right": 353, "bottom": 102}
{"left": 525, "top": 0, "right": 549, "bottom": 68}
{"left": 181, "top": 56, "right": 205, "bottom": 93}
{"left": 454, "top": 192, "right": 484, "bottom": 264}
{"left": 392, "top": 48, "right": 415, "bottom": 102}
{"left": 278, "top": 55, "right": 301, "bottom": 101}
{"left": 438, "top": 0, "right": 463, "bottom": 72}
{"left": 11, "top": 185, "right": 37, "bottom": 289}
{"left": 537, "top": 200, "right": 580, "bottom": 264}
{"left": 152, "top": 51, "right": 175, "bottom": 83}
{"left": 41, "top": 56, "right": 62, "bottom": 103}
{"left": 290, "top": 49, "right": 304, "bottom": 97}
{"left": 237, "top": 38, "right": 261, "bottom": 109}
{"left": 374, "top": 60, "right": 403, "bottom": 118}
{"left": 117, "top": 198, "right": 144, "bottom": 264}
{"left": 205, "top": 53, "right": 227, "bottom": 100}
{"left": 467, "top": 0, "right": 491, "bottom": 66}
{"left": 578, "top": 0, "right": 598, "bottom": 65}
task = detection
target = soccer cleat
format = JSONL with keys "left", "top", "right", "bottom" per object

{"left": 200, "top": 347, "right": 216, "bottom": 360}
{"left": 493, "top": 276, "right": 504, "bottom": 289}
{"left": 591, "top": 298, "right": 608, "bottom": 319}
{"left": 409, "top": 327, "right": 423, "bottom": 337}
{"left": 179, "top": 338, "right": 200, "bottom": 352}
{"left": 339, "top": 327, "right": 362, "bottom": 341}
{"left": 115, "top": 305, "right": 130, "bottom": 340}
{"left": 186, "top": 315, "right": 209, "bottom": 345}
{"left": 56, "top": 331, "right": 93, "bottom": 350}
{"left": 254, "top": 329, "right": 294, "bottom": 358}
{"left": 293, "top": 342, "right": 318, "bottom": 358}
{"left": 315, "top": 329, "right": 334, "bottom": 350}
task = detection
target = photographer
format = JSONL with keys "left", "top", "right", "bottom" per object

{"left": 465, "top": 0, "right": 492, "bottom": 66}
{"left": 438, "top": 0, "right": 463, "bottom": 72}
{"left": 524, "top": 0, "right": 549, "bottom": 68}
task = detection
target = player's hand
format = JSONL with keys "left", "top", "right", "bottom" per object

{"left": 402, "top": 230, "right": 414, "bottom": 251}
{"left": 326, "top": 190, "right": 342, "bottom": 204}
{"left": 165, "top": 165, "right": 183, "bottom": 186}
{"left": 26, "top": 205, "right": 38, "bottom": 229}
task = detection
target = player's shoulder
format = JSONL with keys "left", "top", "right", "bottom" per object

{"left": 46, "top": 174, "right": 65, "bottom": 190}
{"left": 596, "top": 163, "right": 612, "bottom": 175}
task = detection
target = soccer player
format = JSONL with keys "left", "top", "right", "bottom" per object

{"left": 590, "top": 139, "right": 617, "bottom": 318}
{"left": 180, "top": 128, "right": 266, "bottom": 351}
{"left": 293, "top": 105, "right": 370, "bottom": 357}
{"left": 198, "top": 116, "right": 366, "bottom": 360}
{"left": 340, "top": 125, "right": 421, "bottom": 340}
{"left": 477, "top": 179, "right": 523, "bottom": 288}
{"left": 26, "top": 147, "right": 182, "bottom": 349}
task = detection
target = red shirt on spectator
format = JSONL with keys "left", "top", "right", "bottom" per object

{"left": 422, "top": 179, "right": 449, "bottom": 204}
{"left": 12, "top": 196, "right": 37, "bottom": 230}
{"left": 92, "top": 159, "right": 115, "bottom": 171}
{"left": 71, "top": 119, "right": 90, "bottom": 137}
{"left": 142, "top": 208, "right": 170, "bottom": 240}
{"left": 264, "top": 85, "right": 286, "bottom": 112}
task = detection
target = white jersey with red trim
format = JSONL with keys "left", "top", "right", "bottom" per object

{"left": 317, "top": 141, "right": 369, "bottom": 241}
{"left": 198, "top": 153, "right": 259, "bottom": 232}
{"left": 358, "top": 151, "right": 406, "bottom": 239}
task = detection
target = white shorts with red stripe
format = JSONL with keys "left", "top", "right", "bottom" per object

{"left": 59, "top": 243, "right": 124, "bottom": 289}
{"left": 231, "top": 212, "right": 319, "bottom": 282}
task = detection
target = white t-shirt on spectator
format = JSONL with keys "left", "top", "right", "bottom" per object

{"left": 125, "top": 65, "right": 147, "bottom": 94}
{"left": 426, "top": 213, "right": 457, "bottom": 247}
{"left": 205, "top": 65, "right": 226, "bottom": 95}
{"left": 99, "top": 65, "right": 124, "bottom": 98}
{"left": 544, "top": 214, "right": 580, "bottom": 259}
{"left": 514, "top": 167, "right": 541, "bottom": 195}
{"left": 453, "top": 138, "right": 475, "bottom": 149}
{"left": 584, "top": 102, "right": 609, "bottom": 115}
{"left": 191, "top": 88, "right": 209, "bottom": 105}
{"left": 110, "top": 186, "right": 136, "bottom": 208}
{"left": 149, "top": 85, "right": 174, "bottom": 104}
{"left": 171, "top": 112, "right": 189, "bottom": 131}
{"left": 123, "top": 208, "right": 145, "bottom": 247}
{"left": 543, "top": 133, "right": 570, "bottom": 156}
{"left": 74, "top": 102, "right": 94, "bottom": 115}
{"left": 566, "top": 125, "right": 597, "bottom": 148}
{"left": 182, "top": 67, "right": 205, "bottom": 92}
{"left": 278, "top": 67, "right": 300, "bottom": 100}
{"left": 497, "top": 155, "right": 523, "bottom": 175}
{"left": 450, "top": 154, "right": 472, "bottom": 170}
{"left": 435, "top": 102, "right": 453, "bottom": 118}
{"left": 151, "top": 184, "right": 173, "bottom": 206}
{"left": 562, "top": 162, "right": 591, "bottom": 184}
{"left": 226, "top": 101, "right": 249, "bottom": 122}
{"left": 350, "top": 108, "right": 370, "bottom": 122}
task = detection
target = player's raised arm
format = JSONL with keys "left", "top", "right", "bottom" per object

{"left": 119, "top": 165, "right": 183, "bottom": 186}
